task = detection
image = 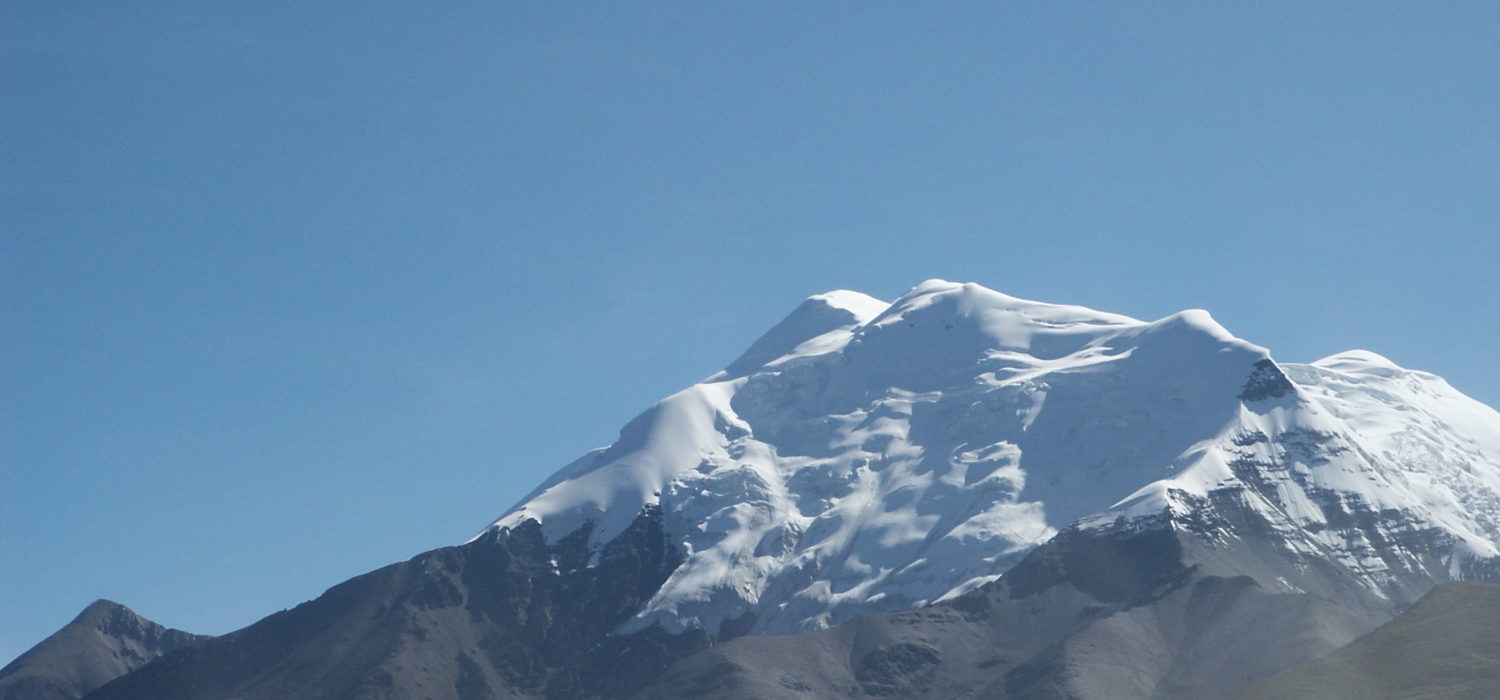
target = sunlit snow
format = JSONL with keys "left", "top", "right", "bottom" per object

{"left": 482, "top": 280, "right": 1500, "bottom": 637}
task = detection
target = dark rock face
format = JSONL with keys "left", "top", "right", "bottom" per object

{"left": 1238, "top": 359, "right": 1295, "bottom": 402}
{"left": 86, "top": 507, "right": 708, "bottom": 700}
{"left": 0, "top": 600, "right": 205, "bottom": 700}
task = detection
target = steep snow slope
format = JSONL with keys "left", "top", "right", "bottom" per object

{"left": 482, "top": 279, "right": 1500, "bottom": 638}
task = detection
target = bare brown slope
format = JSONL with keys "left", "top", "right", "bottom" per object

{"left": 0, "top": 600, "right": 205, "bottom": 700}
{"left": 1238, "top": 581, "right": 1500, "bottom": 700}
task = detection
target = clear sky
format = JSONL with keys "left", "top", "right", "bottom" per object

{"left": 3, "top": 2, "right": 1498, "bottom": 663}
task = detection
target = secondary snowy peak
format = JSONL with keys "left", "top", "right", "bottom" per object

{"left": 717, "top": 289, "right": 888, "bottom": 378}
{"left": 485, "top": 280, "right": 1329, "bottom": 638}
{"left": 1312, "top": 348, "right": 1405, "bottom": 371}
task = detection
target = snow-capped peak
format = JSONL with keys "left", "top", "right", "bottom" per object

{"left": 715, "top": 290, "right": 888, "bottom": 380}
{"left": 482, "top": 282, "right": 1500, "bottom": 638}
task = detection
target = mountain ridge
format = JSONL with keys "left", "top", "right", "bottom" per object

{"left": 13, "top": 280, "right": 1500, "bottom": 699}
{"left": 486, "top": 279, "right": 1500, "bottom": 640}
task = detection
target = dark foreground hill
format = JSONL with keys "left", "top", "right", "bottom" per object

{"left": 1238, "top": 581, "right": 1500, "bottom": 700}
{"left": 0, "top": 600, "right": 205, "bottom": 700}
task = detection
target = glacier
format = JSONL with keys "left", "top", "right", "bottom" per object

{"left": 481, "top": 279, "right": 1500, "bottom": 639}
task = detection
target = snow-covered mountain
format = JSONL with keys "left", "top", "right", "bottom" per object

{"left": 56, "top": 279, "right": 1500, "bottom": 700}
{"left": 485, "top": 279, "right": 1500, "bottom": 640}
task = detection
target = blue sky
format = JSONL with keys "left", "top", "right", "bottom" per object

{"left": 3, "top": 2, "right": 1498, "bottom": 662}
